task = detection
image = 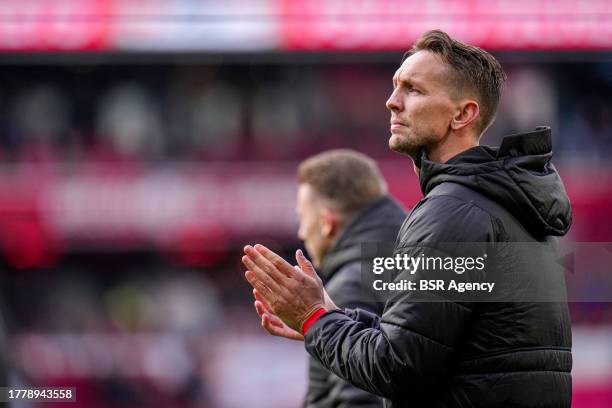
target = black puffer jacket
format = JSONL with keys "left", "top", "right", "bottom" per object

{"left": 305, "top": 196, "right": 406, "bottom": 408}
{"left": 305, "top": 127, "right": 573, "bottom": 407}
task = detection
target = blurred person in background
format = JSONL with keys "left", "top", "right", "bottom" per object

{"left": 96, "top": 83, "right": 163, "bottom": 159}
{"left": 244, "top": 30, "right": 572, "bottom": 407}
{"left": 253, "top": 149, "right": 406, "bottom": 408}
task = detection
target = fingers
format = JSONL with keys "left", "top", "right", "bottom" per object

{"left": 261, "top": 314, "right": 293, "bottom": 335}
{"left": 295, "top": 249, "right": 317, "bottom": 279}
{"left": 254, "top": 298, "right": 285, "bottom": 328}
{"left": 244, "top": 270, "right": 279, "bottom": 302}
{"left": 242, "top": 245, "right": 299, "bottom": 303}
{"left": 244, "top": 245, "right": 287, "bottom": 279}
{"left": 255, "top": 300, "right": 284, "bottom": 329}
{"left": 262, "top": 314, "right": 282, "bottom": 334}
{"left": 254, "top": 300, "right": 265, "bottom": 317}
{"left": 242, "top": 248, "right": 286, "bottom": 293}
{"left": 244, "top": 244, "right": 323, "bottom": 334}
{"left": 260, "top": 308, "right": 283, "bottom": 332}
{"left": 253, "top": 289, "right": 273, "bottom": 313}
{"left": 263, "top": 313, "right": 285, "bottom": 329}
{"left": 251, "top": 244, "right": 296, "bottom": 278}
{"left": 261, "top": 315, "right": 304, "bottom": 341}
{"left": 242, "top": 251, "right": 283, "bottom": 283}
{"left": 253, "top": 288, "right": 263, "bottom": 302}
{"left": 254, "top": 299, "right": 280, "bottom": 323}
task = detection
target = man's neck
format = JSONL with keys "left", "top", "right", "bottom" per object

{"left": 426, "top": 131, "right": 479, "bottom": 164}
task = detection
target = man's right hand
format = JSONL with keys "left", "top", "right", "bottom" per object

{"left": 253, "top": 289, "right": 304, "bottom": 341}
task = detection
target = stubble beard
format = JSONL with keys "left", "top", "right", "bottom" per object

{"left": 389, "top": 131, "right": 424, "bottom": 160}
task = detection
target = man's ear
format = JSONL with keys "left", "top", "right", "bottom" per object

{"left": 451, "top": 100, "right": 479, "bottom": 131}
{"left": 319, "top": 207, "right": 339, "bottom": 238}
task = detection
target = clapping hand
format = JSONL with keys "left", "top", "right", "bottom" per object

{"left": 243, "top": 244, "right": 337, "bottom": 336}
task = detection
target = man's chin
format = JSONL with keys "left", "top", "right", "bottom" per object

{"left": 388, "top": 134, "right": 421, "bottom": 160}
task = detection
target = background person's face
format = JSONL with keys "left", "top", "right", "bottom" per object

{"left": 386, "top": 50, "right": 458, "bottom": 158}
{"left": 296, "top": 183, "right": 330, "bottom": 268}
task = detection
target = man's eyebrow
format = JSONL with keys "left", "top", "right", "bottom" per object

{"left": 392, "top": 75, "right": 407, "bottom": 88}
{"left": 396, "top": 75, "right": 425, "bottom": 89}
{"left": 394, "top": 76, "right": 411, "bottom": 87}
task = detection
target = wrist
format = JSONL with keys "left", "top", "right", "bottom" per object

{"left": 301, "top": 307, "right": 328, "bottom": 335}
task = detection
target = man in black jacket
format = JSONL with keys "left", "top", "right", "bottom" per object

{"left": 253, "top": 149, "right": 406, "bottom": 407}
{"left": 244, "top": 30, "right": 572, "bottom": 407}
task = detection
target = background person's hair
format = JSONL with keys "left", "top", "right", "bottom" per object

{"left": 297, "top": 149, "right": 387, "bottom": 215}
{"left": 404, "top": 29, "right": 507, "bottom": 136}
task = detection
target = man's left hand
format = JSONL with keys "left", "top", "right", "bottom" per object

{"left": 253, "top": 289, "right": 304, "bottom": 341}
{"left": 242, "top": 244, "right": 330, "bottom": 332}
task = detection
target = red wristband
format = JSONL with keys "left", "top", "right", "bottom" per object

{"left": 302, "top": 308, "right": 327, "bottom": 335}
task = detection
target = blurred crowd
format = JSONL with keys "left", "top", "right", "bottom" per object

{"left": 1, "top": 57, "right": 611, "bottom": 407}
{"left": 0, "top": 60, "right": 610, "bottom": 165}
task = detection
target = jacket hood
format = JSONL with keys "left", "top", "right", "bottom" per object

{"left": 418, "top": 126, "right": 572, "bottom": 237}
{"left": 319, "top": 196, "right": 406, "bottom": 282}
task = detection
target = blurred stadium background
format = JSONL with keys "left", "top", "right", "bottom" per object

{"left": 0, "top": 0, "right": 610, "bottom": 407}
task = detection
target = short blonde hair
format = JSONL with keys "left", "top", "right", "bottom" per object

{"left": 297, "top": 149, "right": 387, "bottom": 214}
{"left": 406, "top": 30, "right": 507, "bottom": 135}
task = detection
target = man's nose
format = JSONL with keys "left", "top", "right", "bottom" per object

{"left": 386, "top": 89, "right": 402, "bottom": 112}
